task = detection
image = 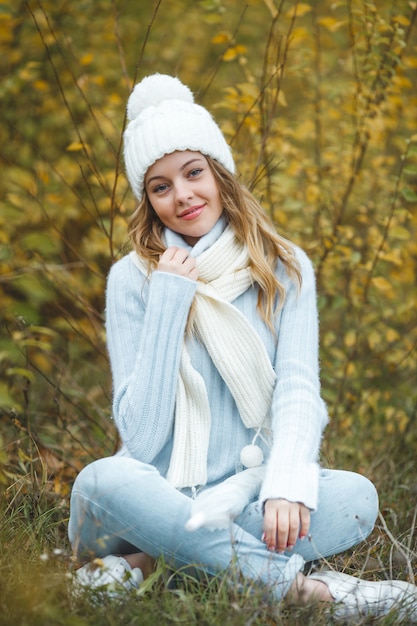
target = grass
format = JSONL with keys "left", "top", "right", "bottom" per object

{"left": 1, "top": 436, "right": 416, "bottom": 626}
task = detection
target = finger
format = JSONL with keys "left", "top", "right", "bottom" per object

{"left": 171, "top": 248, "right": 190, "bottom": 264}
{"left": 299, "top": 506, "right": 311, "bottom": 540}
{"left": 181, "top": 255, "right": 197, "bottom": 270}
{"left": 158, "top": 249, "right": 198, "bottom": 280}
{"left": 177, "top": 255, "right": 198, "bottom": 276}
{"left": 160, "top": 246, "right": 179, "bottom": 261}
{"left": 262, "top": 504, "right": 278, "bottom": 551}
{"left": 188, "top": 266, "right": 199, "bottom": 281}
{"left": 286, "top": 507, "right": 301, "bottom": 550}
{"left": 276, "top": 514, "right": 290, "bottom": 553}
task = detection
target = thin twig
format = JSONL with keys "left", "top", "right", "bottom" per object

{"left": 107, "top": 0, "right": 162, "bottom": 261}
{"left": 199, "top": 4, "right": 248, "bottom": 102}
{"left": 378, "top": 511, "right": 415, "bottom": 583}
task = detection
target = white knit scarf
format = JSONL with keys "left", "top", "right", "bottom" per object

{"left": 130, "top": 225, "right": 276, "bottom": 489}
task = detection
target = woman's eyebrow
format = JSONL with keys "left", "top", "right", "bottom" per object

{"left": 146, "top": 158, "right": 204, "bottom": 186}
{"left": 180, "top": 158, "right": 204, "bottom": 171}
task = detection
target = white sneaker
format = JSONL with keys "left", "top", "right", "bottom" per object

{"left": 74, "top": 554, "right": 144, "bottom": 599}
{"left": 309, "top": 569, "right": 417, "bottom": 621}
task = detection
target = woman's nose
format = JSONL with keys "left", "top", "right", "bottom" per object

{"left": 174, "top": 181, "right": 193, "bottom": 204}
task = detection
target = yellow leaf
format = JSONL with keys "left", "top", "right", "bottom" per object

{"left": 109, "top": 93, "right": 122, "bottom": 105}
{"left": 386, "top": 328, "right": 400, "bottom": 342}
{"left": 33, "top": 79, "right": 49, "bottom": 91}
{"left": 31, "top": 352, "right": 52, "bottom": 373}
{"left": 392, "top": 75, "right": 413, "bottom": 89}
{"left": 291, "top": 26, "right": 311, "bottom": 43}
{"left": 54, "top": 475, "right": 70, "bottom": 496}
{"left": 18, "top": 448, "right": 33, "bottom": 463}
{"left": 367, "top": 330, "right": 380, "bottom": 350}
{"left": 393, "top": 15, "right": 410, "bottom": 26}
{"left": 379, "top": 250, "right": 402, "bottom": 266}
{"left": 211, "top": 32, "right": 229, "bottom": 44}
{"left": 203, "top": 13, "right": 221, "bottom": 24}
{"left": 92, "top": 75, "right": 105, "bottom": 86}
{"left": 288, "top": 3, "right": 312, "bottom": 17}
{"left": 392, "top": 264, "right": 415, "bottom": 284}
{"left": 80, "top": 53, "right": 93, "bottom": 65}
{"left": 278, "top": 89, "right": 287, "bottom": 106}
{"left": 235, "top": 45, "right": 247, "bottom": 55}
{"left": 223, "top": 47, "right": 237, "bottom": 61}
{"left": 344, "top": 330, "right": 356, "bottom": 348}
{"left": 371, "top": 276, "right": 392, "bottom": 291}
{"left": 7, "top": 192, "right": 25, "bottom": 208}
{"left": 66, "top": 142, "right": 85, "bottom": 152}
{"left": 404, "top": 56, "right": 417, "bottom": 69}
{"left": 346, "top": 362, "right": 356, "bottom": 377}
{"left": 0, "top": 15, "right": 13, "bottom": 44}
{"left": 306, "top": 184, "right": 320, "bottom": 203}
{"left": 390, "top": 226, "right": 411, "bottom": 240}
{"left": 28, "top": 325, "right": 58, "bottom": 337}
{"left": 317, "top": 17, "right": 346, "bottom": 32}
{"left": 340, "top": 415, "right": 353, "bottom": 429}
{"left": 6, "top": 367, "right": 35, "bottom": 383}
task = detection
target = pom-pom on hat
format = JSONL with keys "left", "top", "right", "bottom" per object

{"left": 123, "top": 73, "right": 236, "bottom": 200}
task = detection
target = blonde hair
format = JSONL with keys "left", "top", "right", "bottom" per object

{"left": 127, "top": 156, "right": 301, "bottom": 329}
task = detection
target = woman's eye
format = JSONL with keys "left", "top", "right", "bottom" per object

{"left": 189, "top": 168, "right": 203, "bottom": 178}
{"left": 153, "top": 183, "right": 169, "bottom": 193}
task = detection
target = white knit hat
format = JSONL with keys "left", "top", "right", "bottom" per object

{"left": 123, "top": 73, "right": 236, "bottom": 200}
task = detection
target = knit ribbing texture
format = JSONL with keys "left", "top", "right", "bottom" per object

{"left": 130, "top": 226, "right": 276, "bottom": 488}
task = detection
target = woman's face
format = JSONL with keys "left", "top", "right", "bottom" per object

{"left": 144, "top": 151, "right": 223, "bottom": 246}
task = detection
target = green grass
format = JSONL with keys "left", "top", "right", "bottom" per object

{"left": 1, "top": 439, "right": 416, "bottom": 626}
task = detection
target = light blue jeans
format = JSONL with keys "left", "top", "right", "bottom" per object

{"left": 68, "top": 457, "right": 378, "bottom": 599}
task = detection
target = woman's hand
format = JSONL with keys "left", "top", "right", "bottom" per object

{"left": 158, "top": 247, "right": 199, "bottom": 281}
{"left": 263, "top": 498, "right": 310, "bottom": 553}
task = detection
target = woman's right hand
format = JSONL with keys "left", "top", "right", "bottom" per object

{"left": 263, "top": 498, "right": 310, "bottom": 553}
{"left": 158, "top": 247, "right": 199, "bottom": 281}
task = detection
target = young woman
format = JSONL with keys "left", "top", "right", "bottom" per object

{"left": 68, "top": 73, "right": 417, "bottom": 620}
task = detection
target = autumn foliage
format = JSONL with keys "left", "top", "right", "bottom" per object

{"left": 1, "top": 0, "right": 416, "bottom": 502}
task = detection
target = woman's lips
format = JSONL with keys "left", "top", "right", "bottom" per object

{"left": 179, "top": 204, "right": 205, "bottom": 220}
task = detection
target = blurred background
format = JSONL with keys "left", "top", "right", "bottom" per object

{"left": 1, "top": 0, "right": 416, "bottom": 516}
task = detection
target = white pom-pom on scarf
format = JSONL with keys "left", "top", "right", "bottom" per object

{"left": 240, "top": 444, "right": 264, "bottom": 468}
{"left": 185, "top": 425, "right": 269, "bottom": 531}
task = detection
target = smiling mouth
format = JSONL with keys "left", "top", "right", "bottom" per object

{"left": 179, "top": 204, "right": 205, "bottom": 219}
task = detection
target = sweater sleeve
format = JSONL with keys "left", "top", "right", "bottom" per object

{"left": 105, "top": 256, "right": 197, "bottom": 461}
{"left": 259, "top": 247, "right": 328, "bottom": 511}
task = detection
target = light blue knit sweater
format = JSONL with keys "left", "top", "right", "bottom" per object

{"left": 105, "top": 218, "right": 328, "bottom": 511}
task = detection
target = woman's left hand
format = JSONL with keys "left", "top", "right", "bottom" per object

{"left": 263, "top": 498, "right": 310, "bottom": 553}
